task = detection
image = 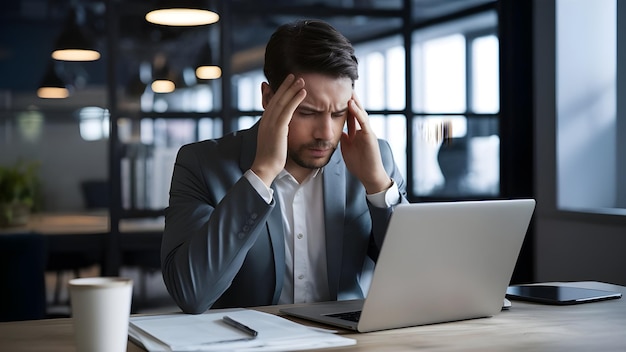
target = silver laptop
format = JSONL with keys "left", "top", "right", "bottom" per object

{"left": 280, "top": 199, "right": 536, "bottom": 332}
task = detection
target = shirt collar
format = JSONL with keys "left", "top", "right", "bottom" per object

{"left": 278, "top": 167, "right": 323, "bottom": 183}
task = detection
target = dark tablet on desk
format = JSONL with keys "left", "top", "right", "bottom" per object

{"left": 506, "top": 285, "right": 622, "bottom": 305}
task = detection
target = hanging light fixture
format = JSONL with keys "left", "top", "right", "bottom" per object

{"left": 196, "top": 65, "right": 221, "bottom": 80}
{"left": 151, "top": 78, "right": 175, "bottom": 94}
{"left": 151, "top": 54, "right": 175, "bottom": 94}
{"left": 37, "top": 62, "right": 71, "bottom": 99}
{"left": 145, "top": 0, "right": 219, "bottom": 26}
{"left": 51, "top": 7, "right": 101, "bottom": 61}
{"left": 195, "top": 41, "right": 221, "bottom": 80}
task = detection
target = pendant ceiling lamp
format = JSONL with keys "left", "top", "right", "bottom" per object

{"left": 37, "top": 62, "right": 71, "bottom": 99}
{"left": 195, "top": 42, "right": 221, "bottom": 80}
{"left": 146, "top": 0, "right": 219, "bottom": 26}
{"left": 151, "top": 55, "right": 175, "bottom": 94}
{"left": 51, "top": 8, "right": 101, "bottom": 61}
{"left": 196, "top": 65, "right": 221, "bottom": 80}
{"left": 151, "top": 79, "right": 175, "bottom": 94}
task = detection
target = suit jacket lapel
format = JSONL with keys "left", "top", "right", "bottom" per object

{"left": 323, "top": 149, "right": 346, "bottom": 299}
{"left": 240, "top": 122, "right": 285, "bottom": 303}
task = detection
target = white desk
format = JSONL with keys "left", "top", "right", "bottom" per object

{"left": 0, "top": 281, "right": 624, "bottom": 351}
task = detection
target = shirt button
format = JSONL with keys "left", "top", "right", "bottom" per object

{"left": 297, "top": 233, "right": 303, "bottom": 239}
{"left": 298, "top": 275, "right": 304, "bottom": 280}
{"left": 243, "top": 225, "right": 250, "bottom": 232}
{"left": 237, "top": 232, "right": 245, "bottom": 239}
{"left": 250, "top": 213, "right": 258, "bottom": 219}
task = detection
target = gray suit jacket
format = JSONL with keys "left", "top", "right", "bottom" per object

{"left": 161, "top": 123, "right": 407, "bottom": 314}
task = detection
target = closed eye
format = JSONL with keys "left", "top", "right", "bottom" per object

{"left": 332, "top": 109, "right": 348, "bottom": 119}
{"left": 295, "top": 107, "right": 347, "bottom": 118}
{"left": 297, "top": 109, "right": 317, "bottom": 117}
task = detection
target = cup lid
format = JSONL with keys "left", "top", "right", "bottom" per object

{"left": 68, "top": 277, "right": 133, "bottom": 288}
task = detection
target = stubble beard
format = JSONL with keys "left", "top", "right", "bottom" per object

{"left": 288, "top": 140, "right": 337, "bottom": 170}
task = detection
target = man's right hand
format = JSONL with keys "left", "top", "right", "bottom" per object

{"left": 251, "top": 74, "right": 307, "bottom": 187}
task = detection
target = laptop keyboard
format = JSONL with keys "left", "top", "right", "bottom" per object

{"left": 327, "top": 310, "right": 362, "bottom": 322}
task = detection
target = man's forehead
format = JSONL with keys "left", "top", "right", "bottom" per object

{"left": 297, "top": 98, "right": 350, "bottom": 112}
{"left": 294, "top": 72, "right": 352, "bottom": 86}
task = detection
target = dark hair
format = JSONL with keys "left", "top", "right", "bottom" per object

{"left": 263, "top": 19, "right": 359, "bottom": 91}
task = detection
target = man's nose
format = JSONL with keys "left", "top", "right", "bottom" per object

{"left": 313, "top": 115, "right": 334, "bottom": 140}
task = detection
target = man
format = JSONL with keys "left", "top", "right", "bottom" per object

{"left": 161, "top": 19, "right": 408, "bottom": 314}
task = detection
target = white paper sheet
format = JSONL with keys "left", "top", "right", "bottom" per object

{"left": 129, "top": 308, "right": 355, "bottom": 352}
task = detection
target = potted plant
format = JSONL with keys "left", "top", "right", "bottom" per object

{"left": 0, "top": 161, "right": 40, "bottom": 227}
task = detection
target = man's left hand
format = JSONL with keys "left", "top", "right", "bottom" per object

{"left": 340, "top": 93, "right": 393, "bottom": 194}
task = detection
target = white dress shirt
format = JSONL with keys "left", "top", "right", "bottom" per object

{"left": 244, "top": 168, "right": 399, "bottom": 304}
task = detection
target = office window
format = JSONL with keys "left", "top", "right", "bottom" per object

{"left": 78, "top": 107, "right": 109, "bottom": 141}
{"left": 411, "top": 11, "right": 499, "bottom": 198}
{"left": 416, "top": 34, "right": 466, "bottom": 113}
{"left": 556, "top": 0, "right": 624, "bottom": 213}
{"left": 472, "top": 35, "right": 499, "bottom": 114}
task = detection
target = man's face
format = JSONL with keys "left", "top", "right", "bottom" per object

{"left": 286, "top": 73, "right": 352, "bottom": 172}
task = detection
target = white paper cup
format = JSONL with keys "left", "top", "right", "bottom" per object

{"left": 69, "top": 277, "right": 133, "bottom": 352}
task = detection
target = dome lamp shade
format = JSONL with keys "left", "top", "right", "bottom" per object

{"left": 51, "top": 9, "right": 101, "bottom": 61}
{"left": 37, "top": 62, "right": 70, "bottom": 99}
{"left": 146, "top": 0, "right": 219, "bottom": 26}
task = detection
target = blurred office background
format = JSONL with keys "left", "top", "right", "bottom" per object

{"left": 0, "top": 0, "right": 625, "bottom": 319}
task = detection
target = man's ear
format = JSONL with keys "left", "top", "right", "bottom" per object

{"left": 261, "top": 82, "right": 274, "bottom": 109}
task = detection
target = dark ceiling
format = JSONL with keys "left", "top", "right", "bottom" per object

{"left": 0, "top": 0, "right": 494, "bottom": 110}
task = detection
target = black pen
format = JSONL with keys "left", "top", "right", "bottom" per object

{"left": 222, "top": 315, "right": 258, "bottom": 338}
